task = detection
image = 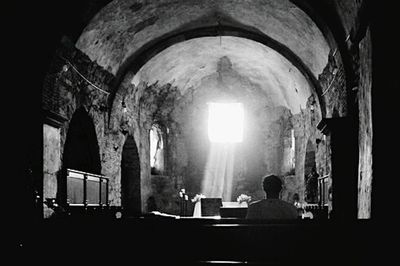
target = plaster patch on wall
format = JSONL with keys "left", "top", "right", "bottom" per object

{"left": 43, "top": 124, "right": 61, "bottom": 199}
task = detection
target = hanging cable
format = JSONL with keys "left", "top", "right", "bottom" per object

{"left": 58, "top": 54, "right": 110, "bottom": 96}
{"left": 332, "top": 48, "right": 338, "bottom": 57}
{"left": 321, "top": 72, "right": 337, "bottom": 96}
{"left": 345, "top": 33, "right": 351, "bottom": 43}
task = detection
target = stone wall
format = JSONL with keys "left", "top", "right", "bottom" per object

{"left": 281, "top": 95, "right": 326, "bottom": 204}
{"left": 149, "top": 175, "right": 184, "bottom": 214}
{"left": 312, "top": 46, "right": 348, "bottom": 212}
{"left": 42, "top": 36, "right": 116, "bottom": 207}
{"left": 43, "top": 124, "right": 61, "bottom": 199}
{"left": 318, "top": 51, "right": 347, "bottom": 118}
{"left": 42, "top": 38, "right": 335, "bottom": 216}
{"left": 176, "top": 77, "right": 293, "bottom": 203}
{"left": 70, "top": 0, "right": 352, "bottom": 216}
{"left": 121, "top": 65, "right": 324, "bottom": 213}
{"left": 41, "top": 1, "right": 372, "bottom": 219}
{"left": 357, "top": 27, "right": 372, "bottom": 218}
{"left": 318, "top": 0, "right": 373, "bottom": 218}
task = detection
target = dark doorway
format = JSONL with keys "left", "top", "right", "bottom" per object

{"left": 63, "top": 106, "right": 101, "bottom": 174}
{"left": 58, "top": 106, "right": 101, "bottom": 204}
{"left": 304, "top": 139, "right": 316, "bottom": 176}
{"left": 304, "top": 139, "right": 318, "bottom": 203}
{"left": 121, "top": 134, "right": 141, "bottom": 216}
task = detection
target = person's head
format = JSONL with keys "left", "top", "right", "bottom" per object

{"left": 262, "top": 175, "right": 282, "bottom": 199}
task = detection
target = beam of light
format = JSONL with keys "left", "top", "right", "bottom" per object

{"left": 207, "top": 103, "right": 244, "bottom": 143}
{"left": 201, "top": 103, "right": 243, "bottom": 201}
{"left": 201, "top": 142, "right": 235, "bottom": 201}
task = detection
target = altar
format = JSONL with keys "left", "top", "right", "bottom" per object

{"left": 220, "top": 201, "right": 248, "bottom": 218}
{"left": 192, "top": 198, "right": 248, "bottom": 219}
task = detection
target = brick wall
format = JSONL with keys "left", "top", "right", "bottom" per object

{"left": 318, "top": 51, "right": 347, "bottom": 118}
{"left": 42, "top": 36, "right": 115, "bottom": 206}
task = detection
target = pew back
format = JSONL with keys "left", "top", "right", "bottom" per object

{"left": 66, "top": 168, "right": 109, "bottom": 207}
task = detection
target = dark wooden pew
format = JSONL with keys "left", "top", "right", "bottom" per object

{"left": 19, "top": 216, "right": 376, "bottom": 266}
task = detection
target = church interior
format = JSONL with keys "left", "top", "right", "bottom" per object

{"left": 12, "top": 0, "right": 396, "bottom": 264}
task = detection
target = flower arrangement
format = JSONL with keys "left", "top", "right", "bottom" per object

{"left": 237, "top": 194, "right": 252, "bottom": 204}
{"left": 179, "top": 188, "right": 186, "bottom": 198}
{"left": 294, "top": 201, "right": 303, "bottom": 209}
{"left": 191, "top": 194, "right": 206, "bottom": 203}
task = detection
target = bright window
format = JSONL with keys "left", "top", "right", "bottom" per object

{"left": 150, "top": 124, "right": 164, "bottom": 173}
{"left": 290, "top": 129, "right": 295, "bottom": 169}
{"left": 207, "top": 102, "right": 244, "bottom": 143}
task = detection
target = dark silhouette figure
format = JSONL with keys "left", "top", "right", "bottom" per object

{"left": 246, "top": 175, "right": 298, "bottom": 219}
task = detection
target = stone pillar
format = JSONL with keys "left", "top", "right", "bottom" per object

{"left": 317, "top": 117, "right": 358, "bottom": 220}
{"left": 43, "top": 109, "right": 67, "bottom": 217}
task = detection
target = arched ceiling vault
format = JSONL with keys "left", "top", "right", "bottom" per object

{"left": 76, "top": 0, "right": 332, "bottom": 78}
{"left": 132, "top": 36, "right": 313, "bottom": 115}
{"left": 75, "top": 0, "right": 339, "bottom": 117}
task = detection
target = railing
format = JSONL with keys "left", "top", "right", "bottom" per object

{"left": 66, "top": 168, "right": 109, "bottom": 208}
{"left": 318, "top": 174, "right": 330, "bottom": 207}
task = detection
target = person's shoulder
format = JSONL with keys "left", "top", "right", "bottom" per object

{"left": 248, "top": 199, "right": 264, "bottom": 207}
{"left": 249, "top": 199, "right": 262, "bottom": 205}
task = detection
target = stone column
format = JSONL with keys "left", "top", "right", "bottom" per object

{"left": 317, "top": 117, "right": 358, "bottom": 220}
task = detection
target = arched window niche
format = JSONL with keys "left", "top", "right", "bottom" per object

{"left": 281, "top": 127, "right": 296, "bottom": 176}
{"left": 149, "top": 123, "right": 167, "bottom": 175}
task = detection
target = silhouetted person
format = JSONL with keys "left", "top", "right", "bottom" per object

{"left": 246, "top": 175, "right": 298, "bottom": 219}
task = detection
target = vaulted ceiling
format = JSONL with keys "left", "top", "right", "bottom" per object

{"left": 75, "top": 0, "right": 336, "bottom": 115}
{"left": 131, "top": 36, "right": 312, "bottom": 114}
{"left": 76, "top": 0, "right": 331, "bottom": 76}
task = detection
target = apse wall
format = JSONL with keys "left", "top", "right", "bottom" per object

{"left": 176, "top": 72, "right": 295, "bottom": 201}
{"left": 41, "top": 0, "right": 374, "bottom": 219}
{"left": 133, "top": 65, "right": 325, "bottom": 214}
{"left": 42, "top": 38, "right": 328, "bottom": 215}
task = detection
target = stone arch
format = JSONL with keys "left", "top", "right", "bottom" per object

{"left": 75, "top": 0, "right": 355, "bottom": 125}
{"left": 58, "top": 106, "right": 101, "bottom": 204}
{"left": 74, "top": 0, "right": 363, "bottom": 127}
{"left": 77, "top": 0, "right": 334, "bottom": 78}
{"left": 107, "top": 26, "right": 326, "bottom": 127}
{"left": 62, "top": 106, "right": 101, "bottom": 174}
{"left": 76, "top": 0, "right": 363, "bottom": 219}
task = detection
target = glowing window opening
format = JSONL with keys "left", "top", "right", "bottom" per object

{"left": 150, "top": 125, "right": 164, "bottom": 171}
{"left": 290, "top": 129, "right": 295, "bottom": 169}
{"left": 208, "top": 103, "right": 244, "bottom": 143}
